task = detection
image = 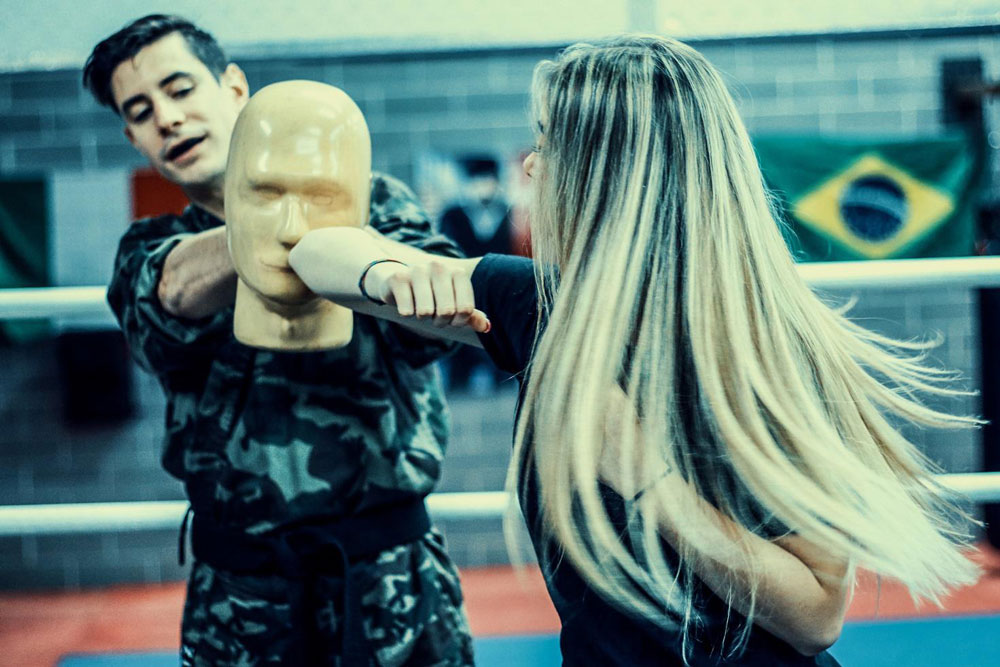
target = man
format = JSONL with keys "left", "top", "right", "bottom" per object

{"left": 83, "top": 14, "right": 473, "bottom": 666}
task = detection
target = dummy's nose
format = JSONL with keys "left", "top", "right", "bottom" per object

{"left": 276, "top": 198, "right": 310, "bottom": 246}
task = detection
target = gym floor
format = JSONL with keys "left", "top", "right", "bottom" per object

{"left": 2, "top": 543, "right": 998, "bottom": 666}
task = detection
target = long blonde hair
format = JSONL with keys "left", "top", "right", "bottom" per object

{"left": 509, "top": 34, "right": 978, "bottom": 653}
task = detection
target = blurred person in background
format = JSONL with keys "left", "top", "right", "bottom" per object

{"left": 82, "top": 14, "right": 473, "bottom": 667}
{"left": 289, "top": 34, "right": 981, "bottom": 666}
{"left": 439, "top": 156, "right": 513, "bottom": 259}
{"left": 438, "top": 155, "right": 513, "bottom": 394}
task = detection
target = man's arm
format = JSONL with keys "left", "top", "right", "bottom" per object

{"left": 107, "top": 217, "right": 232, "bottom": 376}
{"left": 367, "top": 173, "right": 458, "bottom": 257}
{"left": 156, "top": 175, "right": 427, "bottom": 320}
{"left": 157, "top": 226, "right": 238, "bottom": 319}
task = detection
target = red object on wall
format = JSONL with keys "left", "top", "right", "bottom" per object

{"left": 130, "top": 168, "right": 189, "bottom": 219}
{"left": 509, "top": 151, "right": 533, "bottom": 258}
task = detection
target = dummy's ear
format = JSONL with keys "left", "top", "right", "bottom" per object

{"left": 221, "top": 63, "right": 250, "bottom": 109}
{"left": 123, "top": 125, "right": 137, "bottom": 148}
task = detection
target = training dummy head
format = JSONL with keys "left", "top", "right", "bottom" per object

{"left": 225, "top": 80, "right": 371, "bottom": 350}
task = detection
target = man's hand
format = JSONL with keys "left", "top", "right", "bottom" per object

{"left": 158, "top": 226, "right": 238, "bottom": 319}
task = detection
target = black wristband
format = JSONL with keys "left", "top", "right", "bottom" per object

{"left": 358, "top": 259, "right": 407, "bottom": 304}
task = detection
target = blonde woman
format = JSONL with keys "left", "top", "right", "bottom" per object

{"left": 289, "top": 35, "right": 979, "bottom": 666}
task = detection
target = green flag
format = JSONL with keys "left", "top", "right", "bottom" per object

{"left": 0, "top": 178, "right": 50, "bottom": 344}
{"left": 755, "top": 135, "right": 980, "bottom": 261}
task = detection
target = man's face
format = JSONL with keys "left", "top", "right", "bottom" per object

{"left": 110, "top": 32, "right": 248, "bottom": 189}
{"left": 467, "top": 175, "right": 500, "bottom": 205}
{"left": 226, "top": 96, "right": 371, "bottom": 305}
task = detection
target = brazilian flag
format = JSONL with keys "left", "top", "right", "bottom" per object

{"left": 755, "top": 135, "right": 980, "bottom": 261}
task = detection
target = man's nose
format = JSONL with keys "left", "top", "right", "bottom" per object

{"left": 155, "top": 99, "right": 184, "bottom": 135}
{"left": 277, "top": 198, "right": 309, "bottom": 246}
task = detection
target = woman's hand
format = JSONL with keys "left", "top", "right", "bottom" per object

{"left": 363, "top": 258, "right": 491, "bottom": 334}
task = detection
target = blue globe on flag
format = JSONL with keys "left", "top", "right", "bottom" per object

{"left": 838, "top": 175, "right": 909, "bottom": 243}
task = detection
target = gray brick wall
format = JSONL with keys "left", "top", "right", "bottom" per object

{"left": 0, "top": 25, "right": 997, "bottom": 590}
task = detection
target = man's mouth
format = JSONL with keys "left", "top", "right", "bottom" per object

{"left": 164, "top": 136, "right": 207, "bottom": 162}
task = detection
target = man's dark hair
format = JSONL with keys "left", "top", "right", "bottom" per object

{"left": 459, "top": 155, "right": 500, "bottom": 179}
{"left": 83, "top": 14, "right": 228, "bottom": 114}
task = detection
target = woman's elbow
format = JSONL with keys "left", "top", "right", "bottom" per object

{"left": 792, "top": 615, "right": 844, "bottom": 656}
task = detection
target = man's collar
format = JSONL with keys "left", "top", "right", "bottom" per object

{"left": 185, "top": 203, "right": 224, "bottom": 229}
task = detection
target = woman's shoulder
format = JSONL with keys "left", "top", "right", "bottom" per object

{"left": 470, "top": 253, "right": 539, "bottom": 376}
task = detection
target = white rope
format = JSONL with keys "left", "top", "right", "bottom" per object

{"left": 0, "top": 492, "right": 512, "bottom": 537}
{"left": 1, "top": 474, "right": 998, "bottom": 536}
{"left": 0, "top": 286, "right": 111, "bottom": 321}
{"left": 6, "top": 256, "right": 1000, "bottom": 321}
{"left": 798, "top": 256, "right": 1000, "bottom": 290}
{"left": 937, "top": 471, "right": 1000, "bottom": 503}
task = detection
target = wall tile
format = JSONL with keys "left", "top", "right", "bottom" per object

{"left": 384, "top": 95, "right": 453, "bottom": 115}
{"left": 13, "top": 143, "right": 82, "bottom": 171}
{"left": 9, "top": 74, "right": 81, "bottom": 103}
{"left": 0, "top": 113, "right": 43, "bottom": 137}
{"left": 749, "top": 42, "right": 820, "bottom": 70}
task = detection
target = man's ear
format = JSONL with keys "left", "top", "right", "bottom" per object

{"left": 222, "top": 63, "right": 250, "bottom": 109}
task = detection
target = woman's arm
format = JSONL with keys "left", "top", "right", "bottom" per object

{"left": 600, "top": 389, "right": 850, "bottom": 656}
{"left": 639, "top": 478, "right": 851, "bottom": 655}
{"left": 288, "top": 226, "right": 489, "bottom": 346}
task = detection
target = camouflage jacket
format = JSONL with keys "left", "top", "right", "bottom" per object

{"left": 108, "top": 173, "right": 460, "bottom": 534}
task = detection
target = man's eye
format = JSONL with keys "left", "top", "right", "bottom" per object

{"left": 132, "top": 109, "right": 151, "bottom": 123}
{"left": 172, "top": 87, "right": 193, "bottom": 99}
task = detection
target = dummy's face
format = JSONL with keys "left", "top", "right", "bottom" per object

{"left": 111, "top": 33, "right": 248, "bottom": 189}
{"left": 227, "top": 104, "right": 371, "bottom": 304}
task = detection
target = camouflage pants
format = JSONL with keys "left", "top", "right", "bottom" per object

{"left": 180, "top": 528, "right": 475, "bottom": 666}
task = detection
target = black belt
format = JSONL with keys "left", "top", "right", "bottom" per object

{"left": 181, "top": 498, "right": 431, "bottom": 667}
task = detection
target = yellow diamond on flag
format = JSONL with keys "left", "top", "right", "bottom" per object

{"left": 791, "top": 153, "right": 955, "bottom": 259}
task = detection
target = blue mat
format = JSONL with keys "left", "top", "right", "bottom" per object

{"left": 830, "top": 614, "right": 1000, "bottom": 666}
{"left": 56, "top": 636, "right": 562, "bottom": 667}
{"left": 58, "top": 615, "right": 1000, "bottom": 666}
